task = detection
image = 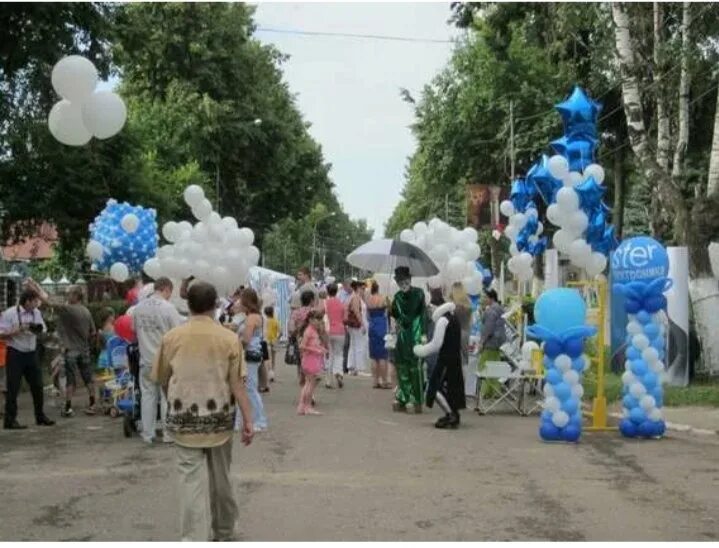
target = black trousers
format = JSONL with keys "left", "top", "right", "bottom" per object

{"left": 4, "top": 347, "right": 45, "bottom": 425}
{"left": 342, "top": 331, "right": 350, "bottom": 374}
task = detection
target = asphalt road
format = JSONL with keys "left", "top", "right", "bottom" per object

{"left": 1, "top": 366, "right": 718, "bottom": 541}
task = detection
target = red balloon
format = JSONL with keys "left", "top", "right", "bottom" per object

{"left": 114, "top": 314, "right": 136, "bottom": 343}
{"left": 126, "top": 287, "right": 139, "bottom": 305}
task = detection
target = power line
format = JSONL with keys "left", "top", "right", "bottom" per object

{"left": 255, "top": 27, "right": 455, "bottom": 44}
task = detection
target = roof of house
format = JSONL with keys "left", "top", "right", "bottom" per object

{"left": 1, "top": 222, "right": 58, "bottom": 261}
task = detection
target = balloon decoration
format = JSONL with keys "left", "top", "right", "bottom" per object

{"left": 114, "top": 314, "right": 136, "bottom": 343}
{"left": 144, "top": 184, "right": 261, "bottom": 296}
{"left": 611, "top": 236, "right": 672, "bottom": 439}
{"left": 527, "top": 288, "right": 597, "bottom": 443}
{"left": 88, "top": 199, "right": 159, "bottom": 281}
{"left": 48, "top": 55, "right": 127, "bottom": 146}
{"left": 398, "top": 218, "right": 483, "bottom": 295}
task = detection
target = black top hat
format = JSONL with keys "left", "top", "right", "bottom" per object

{"left": 394, "top": 266, "right": 411, "bottom": 280}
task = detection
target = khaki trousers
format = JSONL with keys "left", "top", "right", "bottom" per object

{"left": 176, "top": 439, "right": 238, "bottom": 541}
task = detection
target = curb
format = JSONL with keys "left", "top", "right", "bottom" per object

{"left": 609, "top": 412, "right": 719, "bottom": 438}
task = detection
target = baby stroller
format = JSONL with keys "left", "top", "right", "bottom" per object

{"left": 97, "top": 336, "right": 133, "bottom": 418}
{"left": 121, "top": 342, "right": 142, "bottom": 438}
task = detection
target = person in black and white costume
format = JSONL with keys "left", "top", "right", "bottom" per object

{"left": 413, "top": 297, "right": 465, "bottom": 429}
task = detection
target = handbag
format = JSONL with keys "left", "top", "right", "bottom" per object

{"left": 284, "top": 336, "right": 300, "bottom": 365}
{"left": 343, "top": 299, "right": 362, "bottom": 329}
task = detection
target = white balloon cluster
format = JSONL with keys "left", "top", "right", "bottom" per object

{"left": 142, "top": 185, "right": 261, "bottom": 295}
{"left": 399, "top": 218, "right": 483, "bottom": 294}
{"left": 48, "top": 56, "right": 127, "bottom": 146}
{"left": 498, "top": 201, "right": 542, "bottom": 283}
{"left": 543, "top": 155, "right": 608, "bottom": 277}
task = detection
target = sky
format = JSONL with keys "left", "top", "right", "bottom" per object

{"left": 252, "top": 2, "right": 461, "bottom": 237}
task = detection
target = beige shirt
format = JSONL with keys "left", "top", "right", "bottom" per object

{"left": 152, "top": 315, "right": 247, "bottom": 448}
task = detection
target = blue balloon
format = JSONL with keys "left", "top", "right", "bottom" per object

{"left": 638, "top": 421, "right": 655, "bottom": 438}
{"left": 534, "top": 288, "right": 587, "bottom": 334}
{"left": 643, "top": 323, "right": 660, "bottom": 339}
{"left": 561, "top": 398, "right": 578, "bottom": 415}
{"left": 554, "top": 382, "right": 571, "bottom": 401}
{"left": 630, "top": 407, "right": 646, "bottom": 425}
{"left": 653, "top": 421, "right": 666, "bottom": 437}
{"left": 546, "top": 369, "right": 563, "bottom": 386}
{"left": 563, "top": 337, "right": 584, "bottom": 359}
{"left": 562, "top": 424, "right": 581, "bottom": 442}
{"left": 645, "top": 295, "right": 667, "bottom": 313}
{"left": 571, "top": 357, "right": 585, "bottom": 372}
{"left": 636, "top": 310, "right": 652, "bottom": 324}
{"left": 574, "top": 177, "right": 606, "bottom": 212}
{"left": 569, "top": 412, "right": 583, "bottom": 428}
{"left": 626, "top": 346, "right": 641, "bottom": 361}
{"left": 651, "top": 337, "right": 665, "bottom": 352}
{"left": 611, "top": 236, "right": 669, "bottom": 285}
{"left": 623, "top": 395, "right": 638, "bottom": 410}
{"left": 631, "top": 360, "right": 648, "bottom": 377}
{"left": 625, "top": 298, "right": 641, "bottom": 314}
{"left": 540, "top": 409, "right": 553, "bottom": 422}
{"left": 555, "top": 86, "right": 602, "bottom": 129}
{"left": 510, "top": 178, "right": 536, "bottom": 212}
{"left": 544, "top": 339, "right": 562, "bottom": 359}
{"left": 619, "top": 418, "right": 638, "bottom": 437}
{"left": 642, "top": 372, "right": 658, "bottom": 390}
{"left": 539, "top": 421, "right": 560, "bottom": 441}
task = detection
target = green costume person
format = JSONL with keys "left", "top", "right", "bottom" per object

{"left": 390, "top": 266, "right": 427, "bottom": 413}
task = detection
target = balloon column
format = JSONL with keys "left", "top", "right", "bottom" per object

{"left": 543, "top": 86, "right": 617, "bottom": 275}
{"left": 398, "top": 218, "right": 484, "bottom": 295}
{"left": 527, "top": 288, "right": 597, "bottom": 442}
{"left": 611, "top": 236, "right": 672, "bottom": 439}
{"left": 87, "top": 200, "right": 159, "bottom": 282}
{"left": 142, "top": 184, "right": 261, "bottom": 296}
{"left": 49, "top": 56, "right": 127, "bottom": 146}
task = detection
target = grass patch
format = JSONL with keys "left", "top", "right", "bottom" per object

{"left": 583, "top": 370, "right": 623, "bottom": 404}
{"left": 664, "top": 379, "right": 719, "bottom": 407}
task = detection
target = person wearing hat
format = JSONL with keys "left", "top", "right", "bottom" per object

{"left": 389, "top": 266, "right": 426, "bottom": 413}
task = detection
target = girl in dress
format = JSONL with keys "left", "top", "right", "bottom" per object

{"left": 298, "top": 310, "right": 327, "bottom": 415}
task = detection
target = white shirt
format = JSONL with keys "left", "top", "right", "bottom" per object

{"left": 0, "top": 305, "right": 46, "bottom": 352}
{"left": 132, "top": 295, "right": 185, "bottom": 367}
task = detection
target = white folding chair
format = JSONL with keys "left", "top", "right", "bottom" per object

{"left": 474, "top": 361, "right": 525, "bottom": 415}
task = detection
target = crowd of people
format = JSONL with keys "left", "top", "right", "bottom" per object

{"left": 0, "top": 263, "right": 505, "bottom": 540}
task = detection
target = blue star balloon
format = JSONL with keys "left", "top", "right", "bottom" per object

{"left": 526, "top": 154, "right": 562, "bottom": 205}
{"left": 510, "top": 178, "right": 537, "bottom": 212}
{"left": 555, "top": 85, "right": 602, "bottom": 131}
{"left": 574, "top": 176, "right": 606, "bottom": 211}
{"left": 550, "top": 136, "right": 597, "bottom": 173}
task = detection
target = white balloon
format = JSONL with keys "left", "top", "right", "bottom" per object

{"left": 548, "top": 155, "right": 569, "bottom": 179}
{"left": 546, "top": 203, "right": 562, "bottom": 226}
{"left": 632, "top": 334, "right": 650, "bottom": 351}
{"left": 586, "top": 252, "right": 608, "bottom": 277}
{"left": 429, "top": 244, "right": 450, "bottom": 265}
{"left": 649, "top": 408, "right": 663, "bottom": 422}
{"left": 86, "top": 240, "right": 104, "bottom": 260}
{"left": 557, "top": 187, "right": 580, "bottom": 213}
{"left": 183, "top": 185, "right": 205, "bottom": 208}
{"left": 193, "top": 199, "right": 212, "bottom": 221}
{"left": 552, "top": 410, "right": 570, "bottom": 428}
{"left": 193, "top": 259, "right": 211, "bottom": 281}
{"left": 225, "top": 249, "right": 245, "bottom": 272}
{"left": 642, "top": 347, "right": 660, "bottom": 365}
{"left": 191, "top": 222, "right": 209, "bottom": 243}
{"left": 143, "top": 258, "right": 161, "bottom": 279}
{"left": 544, "top": 397, "right": 560, "bottom": 413}
{"left": 504, "top": 225, "right": 518, "bottom": 241}
{"left": 51, "top": 55, "right": 98, "bottom": 102}
{"left": 627, "top": 321, "right": 643, "bottom": 335}
{"left": 464, "top": 242, "right": 481, "bottom": 261}
{"left": 571, "top": 384, "right": 584, "bottom": 399}
{"left": 507, "top": 256, "right": 519, "bottom": 274}
{"left": 568, "top": 171, "right": 583, "bottom": 186}
{"left": 544, "top": 384, "right": 555, "bottom": 398}
{"left": 555, "top": 354, "right": 572, "bottom": 372}
{"left": 157, "top": 244, "right": 175, "bottom": 259}
{"left": 452, "top": 248, "right": 469, "bottom": 262}
{"left": 629, "top": 382, "right": 647, "bottom": 399}
{"left": 238, "top": 227, "right": 255, "bottom": 247}
{"left": 81, "top": 91, "right": 127, "bottom": 139}
{"left": 569, "top": 239, "right": 592, "bottom": 268}
{"left": 413, "top": 221, "right": 428, "bottom": 236}
{"left": 400, "top": 229, "right": 415, "bottom": 243}
{"left": 176, "top": 258, "right": 192, "bottom": 279}
{"left": 109, "top": 262, "right": 129, "bottom": 283}
{"left": 247, "top": 246, "right": 261, "bottom": 266}
{"left": 510, "top": 213, "right": 527, "bottom": 229}
{"left": 48, "top": 100, "right": 91, "bottom": 146}
{"left": 567, "top": 210, "right": 589, "bottom": 234}
{"left": 221, "top": 217, "right": 238, "bottom": 231}
{"left": 427, "top": 275, "right": 443, "bottom": 289}
{"left": 563, "top": 370, "right": 580, "bottom": 386}
{"left": 552, "top": 229, "right": 573, "bottom": 254}
{"left": 121, "top": 213, "right": 139, "bottom": 234}
{"left": 446, "top": 256, "right": 466, "bottom": 282}
{"left": 177, "top": 220, "right": 193, "bottom": 235}
{"left": 640, "top": 395, "right": 656, "bottom": 411}
{"left": 162, "top": 221, "right": 179, "bottom": 243}
{"left": 499, "top": 200, "right": 515, "bottom": 218}
{"left": 583, "top": 163, "right": 605, "bottom": 184}
{"left": 535, "top": 221, "right": 544, "bottom": 236}
{"left": 225, "top": 228, "right": 244, "bottom": 247}
{"left": 622, "top": 370, "right": 635, "bottom": 386}
{"left": 516, "top": 267, "right": 533, "bottom": 282}
{"left": 462, "top": 275, "right": 482, "bottom": 296}
{"left": 508, "top": 243, "right": 519, "bottom": 257}
{"left": 461, "top": 227, "right": 478, "bottom": 244}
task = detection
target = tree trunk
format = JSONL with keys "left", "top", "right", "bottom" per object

{"left": 611, "top": 3, "right": 690, "bottom": 247}
{"left": 707, "top": 88, "right": 719, "bottom": 196}
{"left": 672, "top": 2, "right": 691, "bottom": 180}
{"left": 654, "top": 2, "right": 670, "bottom": 171}
{"left": 613, "top": 144, "right": 625, "bottom": 239}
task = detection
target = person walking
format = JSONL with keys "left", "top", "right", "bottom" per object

{"left": 31, "top": 281, "right": 98, "bottom": 417}
{"left": 290, "top": 266, "right": 318, "bottom": 310}
{"left": 324, "top": 283, "right": 345, "bottom": 389}
{"left": 151, "top": 281, "right": 254, "bottom": 542}
{"left": 133, "top": 277, "right": 184, "bottom": 444}
{"left": 236, "top": 288, "right": 268, "bottom": 433}
{"left": 367, "top": 281, "right": 390, "bottom": 389}
{"left": 264, "top": 306, "right": 279, "bottom": 383}
{"left": 1, "top": 287, "right": 55, "bottom": 429}
{"left": 297, "top": 310, "right": 327, "bottom": 415}
{"left": 338, "top": 279, "right": 353, "bottom": 374}
{"left": 450, "top": 282, "right": 474, "bottom": 397}
{"left": 344, "top": 281, "right": 367, "bottom": 376}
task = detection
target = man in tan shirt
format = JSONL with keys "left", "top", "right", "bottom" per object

{"left": 152, "top": 282, "right": 254, "bottom": 541}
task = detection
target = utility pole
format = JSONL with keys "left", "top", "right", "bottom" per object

{"left": 215, "top": 163, "right": 221, "bottom": 212}
{"left": 445, "top": 193, "right": 449, "bottom": 223}
{"left": 509, "top": 100, "right": 516, "bottom": 181}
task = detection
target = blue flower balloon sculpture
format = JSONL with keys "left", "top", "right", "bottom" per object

{"left": 611, "top": 236, "right": 671, "bottom": 439}
{"left": 527, "top": 288, "right": 597, "bottom": 443}
{"left": 88, "top": 199, "right": 159, "bottom": 274}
